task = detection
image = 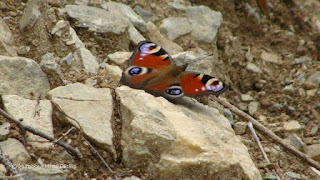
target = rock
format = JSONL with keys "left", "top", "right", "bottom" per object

{"left": 0, "top": 122, "right": 10, "bottom": 141}
{"left": 102, "top": 1, "right": 147, "bottom": 32}
{"left": 283, "top": 121, "right": 303, "bottom": 132}
{"left": 73, "top": 48, "right": 99, "bottom": 74}
{"left": 0, "top": 56, "right": 50, "bottom": 99}
{"left": 310, "top": 126, "right": 318, "bottom": 136}
{"left": 0, "top": 138, "right": 31, "bottom": 164}
{"left": 74, "top": 0, "right": 88, "bottom": 5}
{"left": 187, "top": 6, "right": 222, "bottom": 42}
{"left": 146, "top": 22, "right": 183, "bottom": 55}
{"left": 2, "top": 95, "right": 54, "bottom": 149}
{"left": 260, "top": 51, "right": 282, "bottom": 64}
{"left": 116, "top": 86, "right": 261, "bottom": 179}
{"left": 123, "top": 176, "right": 141, "bottom": 180}
{"left": 286, "top": 134, "right": 306, "bottom": 151}
{"left": 306, "top": 89, "right": 317, "bottom": 97}
{"left": 234, "top": 122, "right": 248, "bottom": 135}
{"left": 238, "top": 102, "right": 248, "bottom": 111}
{"left": 19, "top": 0, "right": 43, "bottom": 30}
{"left": 107, "top": 51, "right": 132, "bottom": 66}
{"left": 246, "top": 62, "right": 260, "bottom": 73}
{"left": 0, "top": 164, "right": 6, "bottom": 176}
{"left": 105, "top": 64, "right": 123, "bottom": 82}
{"left": 241, "top": 94, "right": 254, "bottom": 102}
{"left": 285, "top": 172, "right": 300, "bottom": 180}
{"left": 134, "top": 5, "right": 158, "bottom": 22}
{"left": 283, "top": 84, "right": 294, "bottom": 96}
{"left": 128, "top": 24, "right": 146, "bottom": 45}
{"left": 48, "top": 83, "right": 116, "bottom": 159}
{"left": 160, "top": 17, "right": 192, "bottom": 41}
{"left": 305, "top": 144, "right": 320, "bottom": 161}
{"left": 20, "top": 167, "right": 67, "bottom": 180}
{"left": 0, "top": 17, "right": 17, "bottom": 56}
{"left": 17, "top": 46, "right": 31, "bottom": 55}
{"left": 224, "top": 108, "right": 234, "bottom": 125}
{"left": 293, "top": 56, "right": 310, "bottom": 65}
{"left": 40, "top": 53, "right": 65, "bottom": 84}
{"left": 248, "top": 102, "right": 259, "bottom": 116}
{"left": 66, "top": 5, "right": 129, "bottom": 34}
{"left": 307, "top": 71, "right": 320, "bottom": 85}
{"left": 51, "top": 20, "right": 69, "bottom": 36}
{"left": 171, "top": 51, "right": 207, "bottom": 66}
{"left": 168, "top": 2, "right": 188, "bottom": 11}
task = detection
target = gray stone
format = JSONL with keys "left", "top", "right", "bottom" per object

{"left": 260, "top": 51, "right": 282, "bottom": 64}
{"left": 307, "top": 71, "right": 320, "bottom": 85}
{"left": 17, "top": 46, "right": 31, "bottom": 55}
{"left": 285, "top": 172, "right": 300, "bottom": 180}
{"left": 160, "top": 17, "right": 192, "bottom": 41}
{"left": 146, "top": 22, "right": 183, "bottom": 55}
{"left": 0, "top": 122, "right": 10, "bottom": 141}
{"left": 168, "top": 2, "right": 188, "bottom": 11}
{"left": 0, "top": 138, "right": 31, "bottom": 164}
{"left": 238, "top": 102, "right": 248, "bottom": 111}
{"left": 2, "top": 95, "right": 54, "bottom": 149}
{"left": 73, "top": 48, "right": 99, "bottom": 74}
{"left": 128, "top": 24, "right": 146, "bottom": 45}
{"left": 40, "top": 53, "right": 64, "bottom": 83}
{"left": 116, "top": 86, "right": 261, "bottom": 179}
{"left": 123, "top": 176, "right": 141, "bottom": 180}
{"left": 0, "top": 17, "right": 17, "bottom": 56}
{"left": 105, "top": 64, "right": 123, "bottom": 82}
{"left": 19, "top": 0, "right": 43, "bottom": 30}
{"left": 171, "top": 51, "right": 207, "bottom": 66}
{"left": 102, "top": 1, "right": 147, "bottom": 32}
{"left": 283, "top": 121, "right": 303, "bottom": 132}
{"left": 67, "top": 26, "right": 85, "bottom": 49}
{"left": 61, "top": 52, "right": 73, "bottom": 66}
{"left": 0, "top": 56, "right": 50, "bottom": 99}
{"left": 48, "top": 83, "right": 116, "bottom": 159}
{"left": 66, "top": 5, "right": 129, "bottom": 34}
{"left": 224, "top": 108, "right": 234, "bottom": 126}
{"left": 286, "top": 134, "right": 306, "bottom": 151}
{"left": 134, "top": 5, "right": 158, "bottom": 22}
{"left": 20, "top": 167, "right": 67, "bottom": 180}
{"left": 234, "top": 122, "right": 248, "bottom": 135}
{"left": 310, "top": 126, "right": 318, "bottom": 136}
{"left": 241, "top": 94, "right": 254, "bottom": 102}
{"left": 184, "top": 5, "right": 222, "bottom": 42}
{"left": 74, "top": 0, "right": 88, "bottom": 5}
{"left": 283, "top": 84, "right": 294, "bottom": 96}
{"left": 305, "top": 144, "right": 320, "bottom": 161}
{"left": 246, "top": 62, "right": 260, "bottom": 73}
{"left": 248, "top": 101, "right": 259, "bottom": 116}
{"left": 293, "top": 56, "right": 310, "bottom": 65}
{"left": 107, "top": 51, "right": 132, "bottom": 65}
{"left": 51, "top": 20, "right": 69, "bottom": 36}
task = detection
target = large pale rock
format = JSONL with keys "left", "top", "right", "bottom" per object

{"left": 160, "top": 17, "right": 192, "bottom": 41}
{"left": 102, "top": 1, "right": 147, "bottom": 32}
{"left": 66, "top": 5, "right": 129, "bottom": 34}
{"left": 116, "top": 86, "right": 261, "bottom": 180}
{"left": 0, "top": 138, "right": 31, "bottom": 164}
{"left": 147, "top": 22, "right": 183, "bottom": 55}
{"left": 0, "top": 56, "right": 50, "bottom": 99}
{"left": 0, "top": 17, "right": 17, "bottom": 56}
{"left": 73, "top": 48, "right": 99, "bottom": 74}
{"left": 48, "top": 83, "right": 115, "bottom": 158}
{"left": 2, "top": 95, "right": 53, "bottom": 149}
{"left": 20, "top": 167, "right": 67, "bottom": 180}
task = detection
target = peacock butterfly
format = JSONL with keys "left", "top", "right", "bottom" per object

{"left": 120, "top": 40, "right": 227, "bottom": 99}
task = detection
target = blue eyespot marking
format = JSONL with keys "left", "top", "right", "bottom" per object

{"left": 166, "top": 88, "right": 182, "bottom": 95}
{"left": 129, "top": 67, "right": 141, "bottom": 76}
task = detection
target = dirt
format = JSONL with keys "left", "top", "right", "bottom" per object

{"left": 0, "top": 0, "right": 320, "bottom": 179}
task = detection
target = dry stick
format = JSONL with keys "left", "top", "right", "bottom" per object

{"left": 247, "top": 122, "right": 270, "bottom": 163}
{"left": 0, "top": 148, "right": 23, "bottom": 180}
{"left": 213, "top": 96, "right": 320, "bottom": 171}
{"left": 0, "top": 108, "right": 82, "bottom": 159}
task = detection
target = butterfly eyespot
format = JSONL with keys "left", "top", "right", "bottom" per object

{"left": 165, "top": 85, "right": 184, "bottom": 98}
{"left": 129, "top": 67, "right": 142, "bottom": 76}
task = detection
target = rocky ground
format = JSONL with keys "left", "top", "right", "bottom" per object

{"left": 0, "top": 0, "right": 320, "bottom": 179}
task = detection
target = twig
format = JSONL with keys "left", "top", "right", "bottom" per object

{"left": 0, "top": 173, "right": 25, "bottom": 179}
{"left": 83, "top": 138, "right": 119, "bottom": 180}
{"left": 247, "top": 122, "right": 270, "bottom": 163}
{"left": 54, "top": 127, "right": 76, "bottom": 143}
{"left": 0, "top": 108, "right": 82, "bottom": 159}
{"left": 213, "top": 96, "right": 320, "bottom": 171}
{"left": 0, "top": 148, "right": 23, "bottom": 180}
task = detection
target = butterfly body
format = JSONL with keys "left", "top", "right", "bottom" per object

{"left": 120, "top": 40, "right": 227, "bottom": 99}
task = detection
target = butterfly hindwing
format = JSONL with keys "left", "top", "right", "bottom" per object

{"left": 179, "top": 73, "right": 227, "bottom": 97}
